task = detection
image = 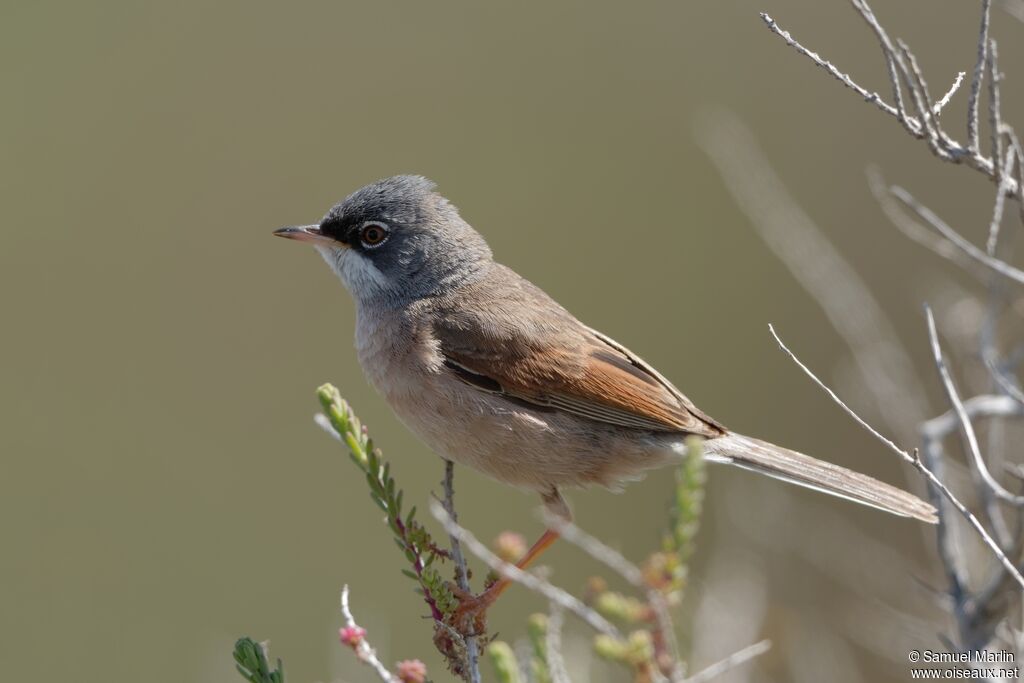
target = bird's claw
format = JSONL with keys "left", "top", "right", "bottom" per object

{"left": 450, "top": 586, "right": 493, "bottom": 635}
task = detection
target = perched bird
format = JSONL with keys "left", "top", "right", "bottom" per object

{"left": 275, "top": 175, "right": 936, "bottom": 615}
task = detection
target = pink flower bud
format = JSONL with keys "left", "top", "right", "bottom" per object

{"left": 493, "top": 531, "right": 527, "bottom": 563}
{"left": 396, "top": 659, "right": 428, "bottom": 683}
{"left": 339, "top": 625, "right": 366, "bottom": 648}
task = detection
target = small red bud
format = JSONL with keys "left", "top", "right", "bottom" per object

{"left": 493, "top": 531, "right": 528, "bottom": 563}
{"left": 339, "top": 625, "right": 366, "bottom": 648}
{"left": 396, "top": 659, "right": 428, "bottom": 683}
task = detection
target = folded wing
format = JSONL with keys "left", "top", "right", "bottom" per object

{"left": 432, "top": 267, "right": 724, "bottom": 437}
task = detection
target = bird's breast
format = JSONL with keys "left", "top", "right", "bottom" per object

{"left": 349, "top": 305, "right": 680, "bottom": 494}
{"left": 352, "top": 308, "right": 487, "bottom": 467}
{"left": 353, "top": 307, "right": 442, "bottom": 401}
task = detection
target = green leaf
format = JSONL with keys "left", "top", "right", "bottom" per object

{"left": 314, "top": 384, "right": 445, "bottom": 621}
{"left": 232, "top": 637, "right": 285, "bottom": 683}
{"left": 489, "top": 641, "right": 524, "bottom": 683}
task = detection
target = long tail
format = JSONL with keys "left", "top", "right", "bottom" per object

{"left": 703, "top": 432, "right": 937, "bottom": 523}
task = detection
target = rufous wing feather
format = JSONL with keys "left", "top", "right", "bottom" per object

{"left": 433, "top": 275, "right": 723, "bottom": 437}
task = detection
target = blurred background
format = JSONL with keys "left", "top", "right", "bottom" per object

{"left": 3, "top": 1, "right": 1021, "bottom": 681}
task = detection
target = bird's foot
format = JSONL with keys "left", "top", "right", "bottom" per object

{"left": 449, "top": 585, "right": 496, "bottom": 636}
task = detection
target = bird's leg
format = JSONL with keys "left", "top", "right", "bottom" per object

{"left": 451, "top": 528, "right": 561, "bottom": 633}
{"left": 485, "top": 528, "right": 561, "bottom": 601}
{"left": 451, "top": 490, "right": 568, "bottom": 633}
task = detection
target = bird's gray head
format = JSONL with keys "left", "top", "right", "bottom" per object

{"left": 275, "top": 176, "right": 493, "bottom": 307}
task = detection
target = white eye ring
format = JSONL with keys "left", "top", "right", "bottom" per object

{"left": 359, "top": 221, "right": 390, "bottom": 249}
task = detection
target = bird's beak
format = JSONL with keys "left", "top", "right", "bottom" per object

{"left": 273, "top": 224, "right": 336, "bottom": 246}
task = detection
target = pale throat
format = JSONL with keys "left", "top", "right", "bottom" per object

{"left": 315, "top": 245, "right": 390, "bottom": 300}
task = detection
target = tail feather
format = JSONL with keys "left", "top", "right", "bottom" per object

{"left": 703, "top": 433, "right": 937, "bottom": 524}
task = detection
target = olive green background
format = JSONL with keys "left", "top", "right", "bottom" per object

{"left": 3, "top": 1, "right": 1019, "bottom": 681}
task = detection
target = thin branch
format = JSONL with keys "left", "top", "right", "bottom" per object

{"left": 967, "top": 0, "right": 993, "bottom": 152}
{"left": 986, "top": 40, "right": 1013, "bottom": 256}
{"left": 890, "top": 185, "right": 1024, "bottom": 286}
{"left": 441, "top": 461, "right": 481, "bottom": 683}
{"left": 761, "top": 0, "right": 1024, "bottom": 658}
{"left": 1008, "top": 130, "right": 1024, "bottom": 230}
{"left": 987, "top": 149, "right": 1016, "bottom": 257}
{"left": 898, "top": 40, "right": 946, "bottom": 156}
{"left": 684, "top": 640, "right": 772, "bottom": 683}
{"left": 921, "top": 394, "right": 1024, "bottom": 442}
{"left": 545, "top": 603, "right": 571, "bottom": 683}
{"left": 986, "top": 353, "right": 1024, "bottom": 405}
{"left": 767, "top": 323, "right": 911, "bottom": 465}
{"left": 925, "top": 306, "right": 1024, "bottom": 506}
{"left": 765, "top": 2, "right": 1021, "bottom": 196}
{"left": 887, "top": 51, "right": 915, "bottom": 134}
{"left": 988, "top": 40, "right": 1004, "bottom": 189}
{"left": 936, "top": 303, "right": 1016, "bottom": 548}
{"left": 696, "top": 111, "right": 930, "bottom": 437}
{"left": 849, "top": 0, "right": 922, "bottom": 137}
{"left": 760, "top": 13, "right": 900, "bottom": 120}
{"left": 768, "top": 324, "right": 1024, "bottom": 591}
{"left": 340, "top": 585, "right": 399, "bottom": 683}
{"left": 999, "top": 0, "right": 1024, "bottom": 23}
{"left": 543, "top": 511, "right": 644, "bottom": 585}
{"left": 922, "top": 393, "right": 1024, "bottom": 555}
{"left": 868, "top": 168, "right": 983, "bottom": 274}
{"left": 934, "top": 71, "right": 966, "bottom": 115}
{"left": 429, "top": 500, "right": 623, "bottom": 639}
{"left": 542, "top": 511, "right": 683, "bottom": 682}
{"left": 918, "top": 435, "right": 970, "bottom": 626}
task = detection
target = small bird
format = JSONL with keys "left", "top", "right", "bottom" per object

{"left": 275, "top": 175, "right": 936, "bottom": 616}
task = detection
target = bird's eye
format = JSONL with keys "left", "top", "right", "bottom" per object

{"left": 359, "top": 222, "right": 390, "bottom": 248}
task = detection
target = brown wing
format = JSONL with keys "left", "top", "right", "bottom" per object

{"left": 432, "top": 266, "right": 725, "bottom": 437}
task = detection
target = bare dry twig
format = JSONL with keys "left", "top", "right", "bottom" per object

{"left": 759, "top": 13, "right": 901, "bottom": 120}
{"left": 696, "top": 111, "right": 930, "bottom": 438}
{"left": 542, "top": 510, "right": 682, "bottom": 682}
{"left": 767, "top": 324, "right": 1024, "bottom": 592}
{"left": 745, "top": 0, "right": 1024, "bottom": 665}
{"left": 683, "top": 640, "right": 772, "bottom": 683}
{"left": 1000, "top": 0, "right": 1024, "bottom": 23}
{"left": 341, "top": 585, "right": 399, "bottom": 683}
{"left": 441, "top": 461, "right": 482, "bottom": 683}
{"left": 761, "top": 3, "right": 1021, "bottom": 197}
{"left": 430, "top": 500, "right": 624, "bottom": 639}
{"left": 967, "top": 0, "right": 993, "bottom": 153}
{"left": 934, "top": 71, "right": 967, "bottom": 116}
{"left": 924, "top": 306, "right": 1024, "bottom": 506}
{"left": 546, "top": 604, "right": 572, "bottom": 683}
{"left": 889, "top": 185, "right": 1024, "bottom": 286}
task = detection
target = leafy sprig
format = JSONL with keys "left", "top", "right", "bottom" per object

{"left": 642, "top": 436, "right": 706, "bottom": 599}
{"left": 582, "top": 437, "right": 707, "bottom": 681}
{"left": 527, "top": 613, "right": 553, "bottom": 683}
{"left": 233, "top": 638, "right": 284, "bottom": 683}
{"left": 317, "top": 383, "right": 456, "bottom": 622}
